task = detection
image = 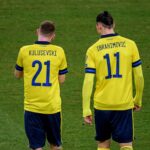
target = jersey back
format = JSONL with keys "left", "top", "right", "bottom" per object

{"left": 85, "top": 34, "right": 141, "bottom": 110}
{"left": 16, "top": 41, "right": 68, "bottom": 114}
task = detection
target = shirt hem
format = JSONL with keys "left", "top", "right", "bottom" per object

{"left": 94, "top": 101, "right": 134, "bottom": 110}
{"left": 24, "top": 108, "right": 61, "bottom": 114}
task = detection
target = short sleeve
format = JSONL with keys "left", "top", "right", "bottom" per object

{"left": 132, "top": 42, "right": 142, "bottom": 68}
{"left": 85, "top": 49, "right": 96, "bottom": 74}
{"left": 15, "top": 48, "right": 23, "bottom": 71}
{"left": 59, "top": 50, "right": 68, "bottom": 75}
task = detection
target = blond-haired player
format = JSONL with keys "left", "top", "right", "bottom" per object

{"left": 15, "top": 21, "right": 68, "bottom": 150}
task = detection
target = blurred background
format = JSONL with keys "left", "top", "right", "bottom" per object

{"left": 0, "top": 0, "right": 149, "bottom": 149}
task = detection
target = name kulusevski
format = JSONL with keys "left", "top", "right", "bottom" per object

{"left": 29, "top": 50, "right": 57, "bottom": 56}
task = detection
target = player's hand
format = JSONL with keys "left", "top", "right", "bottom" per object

{"left": 133, "top": 105, "right": 141, "bottom": 112}
{"left": 84, "top": 115, "right": 92, "bottom": 125}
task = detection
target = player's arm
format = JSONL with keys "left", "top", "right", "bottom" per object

{"left": 133, "top": 65, "right": 144, "bottom": 109}
{"left": 14, "top": 48, "right": 24, "bottom": 79}
{"left": 82, "top": 49, "right": 95, "bottom": 125}
{"left": 59, "top": 49, "right": 68, "bottom": 84}
{"left": 82, "top": 73, "right": 95, "bottom": 124}
{"left": 14, "top": 69, "right": 23, "bottom": 79}
{"left": 132, "top": 42, "right": 144, "bottom": 110}
{"left": 58, "top": 74, "right": 66, "bottom": 84}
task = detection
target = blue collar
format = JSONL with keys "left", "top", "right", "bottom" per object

{"left": 101, "top": 33, "right": 118, "bottom": 38}
{"left": 35, "top": 41, "right": 50, "bottom": 44}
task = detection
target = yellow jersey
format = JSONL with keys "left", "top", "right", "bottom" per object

{"left": 85, "top": 33, "right": 142, "bottom": 110}
{"left": 16, "top": 41, "right": 68, "bottom": 114}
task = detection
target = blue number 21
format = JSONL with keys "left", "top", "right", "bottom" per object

{"left": 32, "top": 60, "right": 52, "bottom": 86}
{"left": 104, "top": 52, "right": 122, "bottom": 79}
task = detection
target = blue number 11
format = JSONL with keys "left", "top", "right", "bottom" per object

{"left": 104, "top": 52, "right": 122, "bottom": 79}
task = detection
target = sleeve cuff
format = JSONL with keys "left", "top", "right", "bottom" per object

{"left": 132, "top": 59, "right": 142, "bottom": 67}
{"left": 59, "top": 68, "right": 68, "bottom": 75}
{"left": 85, "top": 68, "right": 96, "bottom": 74}
{"left": 133, "top": 95, "right": 142, "bottom": 107}
{"left": 15, "top": 64, "right": 23, "bottom": 71}
{"left": 83, "top": 109, "right": 92, "bottom": 117}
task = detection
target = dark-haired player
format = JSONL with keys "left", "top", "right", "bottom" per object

{"left": 15, "top": 21, "right": 68, "bottom": 150}
{"left": 82, "top": 11, "right": 144, "bottom": 150}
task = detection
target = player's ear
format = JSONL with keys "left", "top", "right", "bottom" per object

{"left": 96, "top": 23, "right": 99, "bottom": 31}
{"left": 51, "top": 33, "right": 55, "bottom": 40}
{"left": 96, "top": 23, "right": 101, "bottom": 34}
{"left": 36, "top": 28, "right": 40, "bottom": 36}
{"left": 96, "top": 23, "right": 98, "bottom": 28}
{"left": 113, "top": 22, "right": 115, "bottom": 29}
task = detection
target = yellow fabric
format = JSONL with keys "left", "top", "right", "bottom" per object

{"left": 120, "top": 146, "right": 133, "bottom": 150}
{"left": 83, "top": 35, "right": 144, "bottom": 111}
{"left": 97, "top": 148, "right": 110, "bottom": 150}
{"left": 82, "top": 74, "right": 95, "bottom": 117}
{"left": 16, "top": 43, "right": 68, "bottom": 114}
{"left": 133, "top": 66, "right": 144, "bottom": 107}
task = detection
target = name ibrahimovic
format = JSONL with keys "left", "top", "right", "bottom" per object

{"left": 97, "top": 41, "right": 126, "bottom": 51}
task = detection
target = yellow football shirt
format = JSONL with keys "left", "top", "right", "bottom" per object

{"left": 16, "top": 41, "right": 68, "bottom": 114}
{"left": 85, "top": 33, "right": 142, "bottom": 110}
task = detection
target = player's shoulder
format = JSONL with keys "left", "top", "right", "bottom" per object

{"left": 118, "top": 35, "right": 136, "bottom": 45}
{"left": 50, "top": 44, "right": 66, "bottom": 56}
{"left": 19, "top": 44, "right": 34, "bottom": 53}
{"left": 20, "top": 44, "right": 35, "bottom": 50}
{"left": 87, "top": 39, "right": 101, "bottom": 53}
{"left": 50, "top": 44, "right": 64, "bottom": 51}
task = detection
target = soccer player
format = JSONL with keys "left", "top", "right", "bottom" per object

{"left": 14, "top": 21, "right": 68, "bottom": 150}
{"left": 82, "top": 11, "right": 144, "bottom": 150}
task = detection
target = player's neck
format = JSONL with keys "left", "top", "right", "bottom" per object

{"left": 101, "top": 29, "right": 115, "bottom": 36}
{"left": 38, "top": 35, "right": 51, "bottom": 42}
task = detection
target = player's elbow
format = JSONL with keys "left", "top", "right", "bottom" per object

{"left": 59, "top": 75, "right": 66, "bottom": 84}
{"left": 14, "top": 73, "right": 22, "bottom": 79}
{"left": 137, "top": 73, "right": 144, "bottom": 83}
{"left": 83, "top": 74, "right": 94, "bottom": 87}
{"left": 134, "top": 66, "right": 144, "bottom": 85}
{"left": 14, "top": 70, "right": 23, "bottom": 79}
{"left": 140, "top": 75, "right": 144, "bottom": 87}
{"left": 84, "top": 76, "right": 94, "bottom": 84}
{"left": 83, "top": 78, "right": 93, "bottom": 91}
{"left": 135, "top": 74, "right": 144, "bottom": 89}
{"left": 59, "top": 78, "right": 65, "bottom": 84}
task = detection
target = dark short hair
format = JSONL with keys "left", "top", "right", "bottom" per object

{"left": 40, "top": 21, "right": 55, "bottom": 35}
{"left": 96, "top": 11, "right": 114, "bottom": 28}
